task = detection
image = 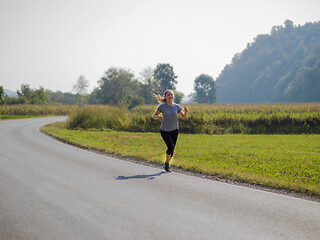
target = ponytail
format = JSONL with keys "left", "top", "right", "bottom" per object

{"left": 153, "top": 93, "right": 166, "bottom": 104}
{"left": 153, "top": 90, "right": 172, "bottom": 104}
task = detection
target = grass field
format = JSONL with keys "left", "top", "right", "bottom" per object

{"left": 42, "top": 122, "right": 320, "bottom": 197}
{"left": 0, "top": 104, "right": 76, "bottom": 120}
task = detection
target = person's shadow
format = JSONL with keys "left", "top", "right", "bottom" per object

{"left": 115, "top": 171, "right": 166, "bottom": 180}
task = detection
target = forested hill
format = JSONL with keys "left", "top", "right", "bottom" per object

{"left": 215, "top": 20, "right": 320, "bottom": 103}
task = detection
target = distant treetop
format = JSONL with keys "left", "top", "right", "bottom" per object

{"left": 215, "top": 20, "right": 320, "bottom": 103}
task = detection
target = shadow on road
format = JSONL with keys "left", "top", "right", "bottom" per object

{"left": 115, "top": 171, "right": 166, "bottom": 180}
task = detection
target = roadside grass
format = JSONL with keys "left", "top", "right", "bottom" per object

{"left": 42, "top": 122, "right": 320, "bottom": 197}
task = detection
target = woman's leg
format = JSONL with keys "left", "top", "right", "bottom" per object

{"left": 167, "top": 129, "right": 179, "bottom": 163}
{"left": 161, "top": 129, "right": 179, "bottom": 164}
{"left": 161, "top": 130, "right": 174, "bottom": 160}
{"left": 165, "top": 153, "right": 171, "bottom": 164}
{"left": 170, "top": 129, "right": 179, "bottom": 152}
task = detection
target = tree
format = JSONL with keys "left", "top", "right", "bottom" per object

{"left": 16, "top": 84, "right": 49, "bottom": 104}
{"left": 30, "top": 87, "right": 48, "bottom": 104}
{"left": 193, "top": 74, "right": 217, "bottom": 103}
{"left": 153, "top": 63, "right": 178, "bottom": 94}
{"left": 215, "top": 20, "right": 320, "bottom": 103}
{"left": 17, "top": 84, "right": 32, "bottom": 104}
{"left": 284, "top": 19, "right": 294, "bottom": 29}
{"left": 97, "top": 67, "right": 142, "bottom": 106}
{"left": 88, "top": 87, "right": 102, "bottom": 104}
{"left": 17, "top": 84, "right": 32, "bottom": 99}
{"left": 0, "top": 86, "right": 4, "bottom": 104}
{"left": 46, "top": 90, "right": 78, "bottom": 105}
{"left": 120, "top": 95, "right": 145, "bottom": 109}
{"left": 172, "top": 90, "right": 184, "bottom": 104}
{"left": 138, "top": 66, "right": 158, "bottom": 104}
{"left": 73, "top": 75, "right": 89, "bottom": 107}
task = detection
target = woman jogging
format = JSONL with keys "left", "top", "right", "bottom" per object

{"left": 153, "top": 90, "right": 189, "bottom": 172}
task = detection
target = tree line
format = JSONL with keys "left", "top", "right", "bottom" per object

{"left": 215, "top": 20, "right": 320, "bottom": 103}
{"left": 2, "top": 20, "right": 319, "bottom": 105}
{"left": 0, "top": 85, "right": 79, "bottom": 105}
{"left": 1, "top": 63, "right": 217, "bottom": 107}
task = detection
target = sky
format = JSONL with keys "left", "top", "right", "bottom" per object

{"left": 1, "top": 0, "right": 320, "bottom": 96}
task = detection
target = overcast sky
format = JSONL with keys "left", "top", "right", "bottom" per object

{"left": 1, "top": 0, "right": 319, "bottom": 95}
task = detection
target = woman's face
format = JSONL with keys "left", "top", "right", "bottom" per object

{"left": 165, "top": 90, "right": 174, "bottom": 102}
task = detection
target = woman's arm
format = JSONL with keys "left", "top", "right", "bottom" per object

{"left": 179, "top": 106, "right": 189, "bottom": 120}
{"left": 153, "top": 109, "right": 164, "bottom": 121}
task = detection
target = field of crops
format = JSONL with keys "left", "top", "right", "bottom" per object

{"left": 0, "top": 104, "right": 77, "bottom": 119}
{"left": 67, "top": 103, "right": 320, "bottom": 134}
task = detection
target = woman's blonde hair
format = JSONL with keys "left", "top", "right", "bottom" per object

{"left": 154, "top": 90, "right": 172, "bottom": 104}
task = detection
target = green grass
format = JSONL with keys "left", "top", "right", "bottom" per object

{"left": 0, "top": 115, "right": 57, "bottom": 120}
{"left": 0, "top": 104, "right": 76, "bottom": 118}
{"left": 42, "top": 122, "right": 320, "bottom": 197}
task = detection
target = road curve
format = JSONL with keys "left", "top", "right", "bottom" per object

{"left": 0, "top": 117, "right": 319, "bottom": 240}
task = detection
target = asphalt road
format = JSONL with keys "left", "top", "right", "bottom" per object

{"left": 0, "top": 117, "right": 319, "bottom": 240}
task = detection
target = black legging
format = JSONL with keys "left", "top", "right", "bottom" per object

{"left": 160, "top": 129, "right": 179, "bottom": 157}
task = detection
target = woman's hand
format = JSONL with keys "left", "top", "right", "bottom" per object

{"left": 158, "top": 116, "right": 164, "bottom": 121}
{"left": 179, "top": 106, "right": 189, "bottom": 120}
{"left": 153, "top": 109, "right": 164, "bottom": 121}
{"left": 153, "top": 114, "right": 164, "bottom": 121}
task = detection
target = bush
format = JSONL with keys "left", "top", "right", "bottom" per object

{"left": 67, "top": 103, "right": 320, "bottom": 134}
